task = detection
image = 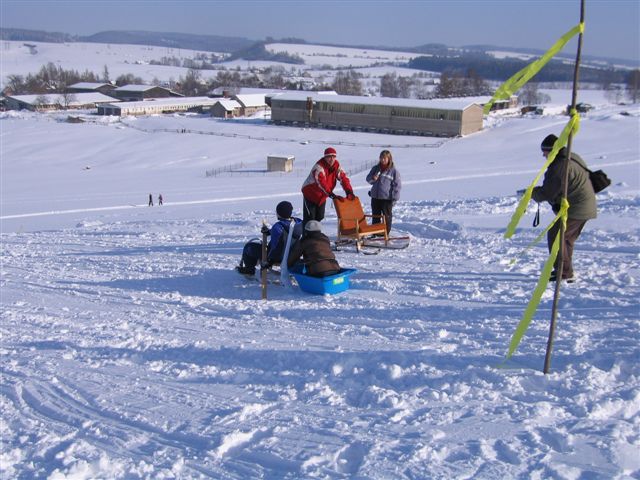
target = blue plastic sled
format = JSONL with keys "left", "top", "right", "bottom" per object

{"left": 290, "top": 264, "right": 357, "bottom": 295}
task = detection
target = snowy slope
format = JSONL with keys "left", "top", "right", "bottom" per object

{"left": 1, "top": 95, "right": 639, "bottom": 478}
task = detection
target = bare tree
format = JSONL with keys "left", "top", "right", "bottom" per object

{"left": 179, "top": 69, "right": 204, "bottom": 96}
{"left": 332, "top": 70, "right": 363, "bottom": 96}
{"left": 32, "top": 94, "right": 49, "bottom": 111}
{"left": 434, "top": 71, "right": 458, "bottom": 97}
{"left": 5, "top": 74, "right": 25, "bottom": 95}
{"left": 380, "top": 73, "right": 401, "bottom": 97}
{"left": 398, "top": 76, "right": 413, "bottom": 98}
{"left": 102, "top": 65, "right": 110, "bottom": 83}
{"left": 58, "top": 91, "right": 77, "bottom": 109}
{"left": 605, "top": 85, "right": 624, "bottom": 104}
{"left": 626, "top": 69, "right": 640, "bottom": 103}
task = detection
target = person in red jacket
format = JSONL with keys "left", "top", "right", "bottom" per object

{"left": 301, "top": 147, "right": 354, "bottom": 233}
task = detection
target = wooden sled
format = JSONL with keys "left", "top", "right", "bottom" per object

{"left": 333, "top": 195, "right": 388, "bottom": 252}
{"left": 333, "top": 196, "right": 409, "bottom": 252}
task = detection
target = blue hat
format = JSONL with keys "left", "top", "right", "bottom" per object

{"left": 276, "top": 201, "right": 293, "bottom": 219}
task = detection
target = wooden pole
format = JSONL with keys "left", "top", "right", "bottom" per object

{"left": 261, "top": 221, "right": 268, "bottom": 300}
{"left": 544, "top": 0, "right": 585, "bottom": 374}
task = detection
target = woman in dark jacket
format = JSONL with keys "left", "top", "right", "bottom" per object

{"left": 532, "top": 134, "right": 597, "bottom": 282}
{"left": 287, "top": 220, "right": 340, "bottom": 277}
{"left": 366, "top": 149, "right": 401, "bottom": 234}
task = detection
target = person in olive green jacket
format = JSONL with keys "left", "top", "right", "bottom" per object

{"left": 531, "top": 134, "right": 597, "bottom": 282}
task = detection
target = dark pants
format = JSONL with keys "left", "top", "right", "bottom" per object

{"left": 241, "top": 240, "right": 262, "bottom": 270}
{"left": 302, "top": 198, "right": 326, "bottom": 236}
{"left": 547, "top": 217, "right": 587, "bottom": 278}
{"left": 371, "top": 198, "right": 393, "bottom": 234}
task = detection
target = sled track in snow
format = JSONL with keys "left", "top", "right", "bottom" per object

{"left": 121, "top": 122, "right": 451, "bottom": 149}
{"left": 2, "top": 159, "right": 636, "bottom": 221}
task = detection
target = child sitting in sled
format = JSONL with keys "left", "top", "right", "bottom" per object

{"left": 236, "top": 201, "right": 302, "bottom": 275}
{"left": 287, "top": 220, "right": 340, "bottom": 277}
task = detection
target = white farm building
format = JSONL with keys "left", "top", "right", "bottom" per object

{"left": 269, "top": 92, "right": 485, "bottom": 137}
{"left": 97, "top": 97, "right": 218, "bottom": 116}
{"left": 5, "top": 92, "right": 118, "bottom": 111}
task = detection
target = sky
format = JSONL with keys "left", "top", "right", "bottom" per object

{"left": 1, "top": 0, "right": 639, "bottom": 62}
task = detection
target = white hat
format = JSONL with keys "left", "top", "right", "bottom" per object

{"left": 305, "top": 220, "right": 322, "bottom": 232}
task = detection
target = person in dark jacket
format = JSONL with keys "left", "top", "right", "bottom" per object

{"left": 366, "top": 149, "right": 401, "bottom": 234}
{"left": 287, "top": 220, "right": 340, "bottom": 277}
{"left": 531, "top": 134, "right": 597, "bottom": 282}
{"left": 301, "top": 147, "right": 354, "bottom": 234}
{"left": 237, "top": 201, "right": 302, "bottom": 275}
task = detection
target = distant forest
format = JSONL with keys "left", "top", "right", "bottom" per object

{"left": 408, "top": 53, "right": 628, "bottom": 83}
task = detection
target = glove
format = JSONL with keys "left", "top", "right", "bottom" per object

{"left": 260, "top": 224, "right": 270, "bottom": 235}
{"left": 260, "top": 260, "right": 272, "bottom": 270}
{"left": 346, "top": 191, "right": 355, "bottom": 201}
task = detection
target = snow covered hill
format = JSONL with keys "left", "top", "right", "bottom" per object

{"left": 1, "top": 94, "right": 639, "bottom": 478}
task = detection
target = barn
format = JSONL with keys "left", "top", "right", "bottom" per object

{"left": 269, "top": 92, "right": 484, "bottom": 137}
{"left": 111, "top": 85, "right": 183, "bottom": 102}
{"left": 97, "top": 96, "right": 217, "bottom": 116}
{"left": 5, "top": 92, "right": 119, "bottom": 111}
{"left": 67, "top": 82, "right": 117, "bottom": 95}
{"left": 211, "top": 99, "right": 242, "bottom": 118}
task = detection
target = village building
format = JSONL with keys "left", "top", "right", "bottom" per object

{"left": 67, "top": 82, "right": 117, "bottom": 95}
{"left": 207, "top": 87, "right": 285, "bottom": 98}
{"left": 5, "top": 92, "right": 119, "bottom": 111}
{"left": 211, "top": 98, "right": 242, "bottom": 118}
{"left": 235, "top": 94, "right": 269, "bottom": 117}
{"left": 268, "top": 92, "right": 485, "bottom": 137}
{"left": 110, "top": 84, "right": 183, "bottom": 102}
{"left": 209, "top": 93, "right": 270, "bottom": 118}
{"left": 97, "top": 96, "right": 216, "bottom": 116}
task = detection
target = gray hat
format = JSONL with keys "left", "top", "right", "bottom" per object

{"left": 305, "top": 220, "right": 322, "bottom": 232}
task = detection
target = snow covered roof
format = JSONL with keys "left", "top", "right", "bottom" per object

{"left": 271, "top": 92, "right": 482, "bottom": 110}
{"left": 214, "top": 99, "right": 242, "bottom": 110}
{"left": 114, "top": 84, "right": 162, "bottom": 92}
{"left": 7, "top": 92, "right": 119, "bottom": 106}
{"left": 234, "top": 94, "right": 267, "bottom": 108}
{"left": 105, "top": 96, "right": 218, "bottom": 108}
{"left": 68, "top": 82, "right": 114, "bottom": 90}
{"left": 208, "top": 87, "right": 285, "bottom": 96}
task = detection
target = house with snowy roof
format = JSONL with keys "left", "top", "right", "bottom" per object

{"left": 234, "top": 94, "right": 269, "bottom": 117}
{"left": 97, "top": 96, "right": 216, "bottom": 116}
{"left": 67, "top": 82, "right": 117, "bottom": 95}
{"left": 111, "top": 85, "right": 183, "bottom": 102}
{"left": 5, "top": 92, "right": 120, "bottom": 112}
{"left": 211, "top": 98, "right": 242, "bottom": 118}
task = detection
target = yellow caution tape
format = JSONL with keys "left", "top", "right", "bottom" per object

{"left": 505, "top": 198, "right": 569, "bottom": 360}
{"left": 483, "top": 23, "right": 584, "bottom": 115}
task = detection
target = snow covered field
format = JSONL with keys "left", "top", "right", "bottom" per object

{"left": 1, "top": 89, "right": 639, "bottom": 478}
{"left": 0, "top": 40, "right": 226, "bottom": 86}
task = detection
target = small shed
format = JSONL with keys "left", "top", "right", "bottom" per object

{"left": 267, "top": 155, "right": 294, "bottom": 173}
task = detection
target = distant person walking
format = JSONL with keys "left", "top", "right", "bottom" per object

{"left": 530, "top": 134, "right": 597, "bottom": 282}
{"left": 148, "top": 193, "right": 153, "bottom": 207}
{"left": 158, "top": 194, "right": 163, "bottom": 206}
{"left": 301, "top": 147, "right": 354, "bottom": 234}
{"left": 366, "top": 149, "right": 401, "bottom": 234}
